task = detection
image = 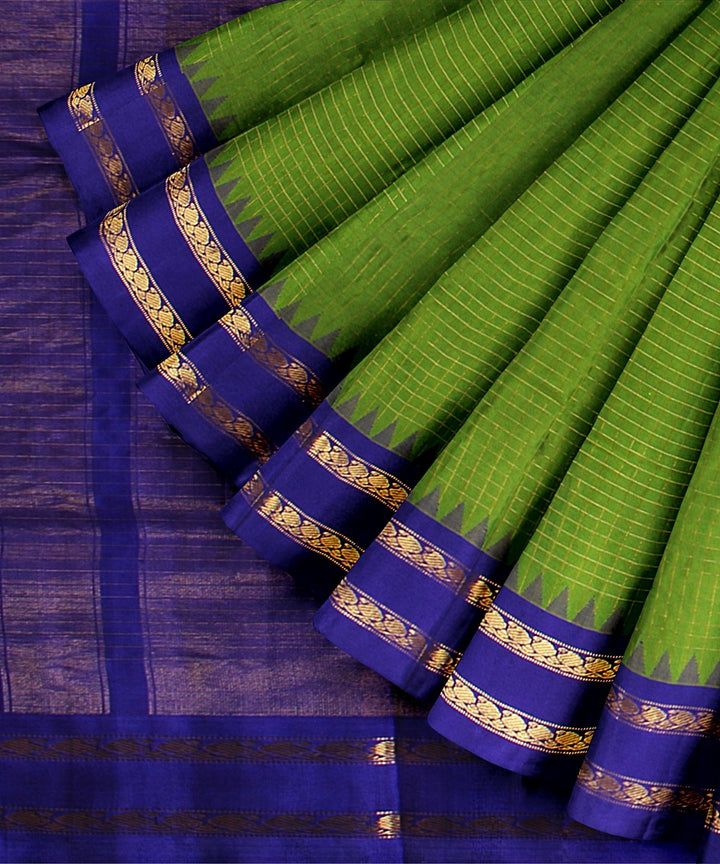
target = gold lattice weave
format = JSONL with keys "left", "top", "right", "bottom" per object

{"left": 440, "top": 672, "right": 595, "bottom": 754}
{"left": 134, "top": 55, "right": 199, "bottom": 166}
{"left": 329, "top": 580, "right": 461, "bottom": 677}
{"left": 67, "top": 83, "right": 137, "bottom": 204}
{"left": 156, "top": 353, "right": 273, "bottom": 462}
{"left": 375, "top": 520, "right": 499, "bottom": 610}
{"left": 478, "top": 608, "right": 622, "bottom": 682}
{"left": 293, "top": 425, "right": 410, "bottom": 510}
{"left": 604, "top": 684, "right": 720, "bottom": 739}
{"left": 219, "top": 307, "right": 325, "bottom": 406}
{"left": 165, "top": 167, "right": 249, "bottom": 307}
{"left": 240, "top": 474, "right": 362, "bottom": 571}
{"left": 577, "top": 761, "right": 713, "bottom": 815}
{"left": 98, "top": 205, "right": 189, "bottom": 354}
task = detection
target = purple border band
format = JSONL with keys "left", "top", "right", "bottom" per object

{"left": 140, "top": 293, "right": 338, "bottom": 487}
{"left": 222, "top": 402, "right": 422, "bottom": 598}
{"left": 69, "top": 157, "right": 266, "bottom": 369}
{"left": 428, "top": 587, "right": 630, "bottom": 780}
{"left": 39, "top": 48, "right": 216, "bottom": 222}
{"left": 315, "top": 498, "right": 508, "bottom": 700}
{"left": 569, "top": 664, "right": 720, "bottom": 843}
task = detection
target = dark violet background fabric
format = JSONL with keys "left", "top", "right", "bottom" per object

{"left": 0, "top": 1, "right": 700, "bottom": 860}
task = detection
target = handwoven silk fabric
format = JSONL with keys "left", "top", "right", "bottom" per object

{"left": 30, "top": 0, "right": 720, "bottom": 859}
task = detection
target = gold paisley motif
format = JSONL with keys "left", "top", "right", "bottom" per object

{"left": 240, "top": 473, "right": 361, "bottom": 570}
{"left": 99, "top": 204, "right": 189, "bottom": 353}
{"left": 66, "top": 83, "right": 137, "bottom": 204}
{"left": 577, "top": 761, "right": 713, "bottom": 815}
{"left": 604, "top": 684, "right": 720, "bottom": 739}
{"left": 329, "top": 580, "right": 461, "bottom": 677}
{"left": 707, "top": 801, "right": 720, "bottom": 834}
{"left": 0, "top": 734, "right": 397, "bottom": 765}
{"left": 165, "top": 167, "right": 250, "bottom": 307}
{"left": 157, "top": 353, "right": 273, "bottom": 462}
{"left": 375, "top": 519, "right": 500, "bottom": 610}
{"left": 295, "top": 425, "right": 410, "bottom": 510}
{"left": 134, "top": 55, "right": 199, "bottom": 166}
{"left": 219, "top": 306, "right": 325, "bottom": 405}
{"left": 440, "top": 672, "right": 595, "bottom": 754}
{"left": 479, "top": 608, "right": 621, "bottom": 682}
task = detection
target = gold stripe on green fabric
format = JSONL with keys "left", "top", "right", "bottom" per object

{"left": 440, "top": 672, "right": 595, "bottom": 754}
{"left": 67, "top": 83, "right": 137, "bottom": 204}
{"left": 156, "top": 353, "right": 273, "bottom": 462}
{"left": 219, "top": 307, "right": 325, "bottom": 406}
{"left": 134, "top": 55, "right": 199, "bottom": 166}
{"left": 605, "top": 684, "right": 720, "bottom": 739}
{"left": 577, "top": 761, "right": 713, "bottom": 815}
{"left": 99, "top": 204, "right": 189, "bottom": 353}
{"left": 479, "top": 608, "right": 622, "bottom": 683}
{"left": 329, "top": 580, "right": 461, "bottom": 677}
{"left": 240, "top": 474, "right": 362, "bottom": 571}
{"left": 165, "top": 166, "right": 250, "bottom": 308}
{"left": 294, "top": 422, "right": 410, "bottom": 510}
{"left": 375, "top": 519, "right": 500, "bottom": 610}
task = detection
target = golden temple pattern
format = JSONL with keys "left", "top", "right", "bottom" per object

{"left": 479, "top": 608, "right": 622, "bottom": 682}
{"left": 298, "top": 426, "right": 410, "bottom": 509}
{"left": 157, "top": 353, "right": 274, "bottom": 462}
{"left": 67, "top": 83, "right": 136, "bottom": 204}
{"left": 577, "top": 761, "right": 713, "bottom": 815}
{"left": 329, "top": 580, "right": 461, "bottom": 677}
{"left": 165, "top": 167, "right": 249, "bottom": 307}
{"left": 376, "top": 520, "right": 500, "bottom": 610}
{"left": 605, "top": 684, "right": 720, "bottom": 738}
{"left": 99, "top": 205, "right": 189, "bottom": 353}
{"left": 240, "top": 474, "right": 362, "bottom": 570}
{"left": 134, "top": 55, "right": 199, "bottom": 167}
{"left": 440, "top": 672, "right": 595, "bottom": 754}
{"left": 219, "top": 307, "right": 325, "bottom": 405}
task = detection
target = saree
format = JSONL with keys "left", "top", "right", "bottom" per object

{"left": 33, "top": 0, "right": 720, "bottom": 858}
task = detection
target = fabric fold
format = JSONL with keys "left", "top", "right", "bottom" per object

{"left": 63, "top": 0, "right": 624, "bottom": 367}
{"left": 427, "top": 188, "right": 720, "bottom": 782}
{"left": 39, "top": 0, "right": 473, "bottom": 220}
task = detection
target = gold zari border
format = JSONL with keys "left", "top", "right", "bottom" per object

{"left": 241, "top": 474, "right": 361, "bottom": 571}
{"left": 440, "top": 672, "right": 595, "bottom": 754}
{"left": 479, "top": 608, "right": 621, "bottom": 682}
{"left": 157, "top": 353, "right": 273, "bottom": 462}
{"left": 99, "top": 205, "right": 189, "bottom": 354}
{"left": 134, "top": 55, "right": 199, "bottom": 167}
{"left": 376, "top": 519, "right": 499, "bottom": 610}
{"left": 295, "top": 422, "right": 409, "bottom": 510}
{"left": 220, "top": 307, "right": 325, "bottom": 406}
{"left": 165, "top": 167, "right": 249, "bottom": 308}
{"left": 605, "top": 684, "right": 720, "bottom": 739}
{"left": 67, "top": 83, "right": 136, "bottom": 204}
{"left": 329, "top": 580, "right": 461, "bottom": 677}
{"left": 578, "top": 761, "right": 713, "bottom": 815}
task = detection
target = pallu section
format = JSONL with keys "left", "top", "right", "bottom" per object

{"left": 139, "top": 293, "right": 336, "bottom": 486}
{"left": 315, "top": 500, "right": 507, "bottom": 700}
{"left": 568, "top": 665, "right": 720, "bottom": 844}
{"left": 39, "top": 49, "right": 215, "bottom": 221}
{"left": 69, "top": 158, "right": 267, "bottom": 368}
{"left": 0, "top": 715, "right": 692, "bottom": 864}
{"left": 221, "top": 403, "right": 421, "bottom": 597}
{"left": 428, "top": 588, "right": 628, "bottom": 781}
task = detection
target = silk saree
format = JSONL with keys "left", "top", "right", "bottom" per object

{"left": 38, "top": 0, "right": 720, "bottom": 857}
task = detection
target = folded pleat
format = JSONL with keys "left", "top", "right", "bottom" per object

{"left": 141, "top": 0, "right": 700, "bottom": 496}
{"left": 569, "top": 400, "right": 720, "bottom": 843}
{"left": 428, "top": 189, "right": 720, "bottom": 779}
{"left": 65, "top": 0, "right": 626, "bottom": 367}
{"left": 219, "top": 2, "right": 720, "bottom": 597}
{"left": 316, "top": 38, "right": 720, "bottom": 696}
{"left": 39, "top": 0, "right": 473, "bottom": 220}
